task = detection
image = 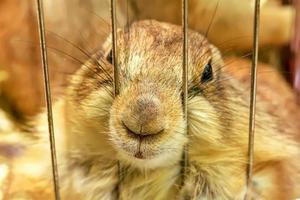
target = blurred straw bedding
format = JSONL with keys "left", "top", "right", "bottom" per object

{"left": 0, "top": 0, "right": 299, "bottom": 199}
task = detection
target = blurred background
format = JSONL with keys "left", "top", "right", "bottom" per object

{"left": 0, "top": 0, "right": 299, "bottom": 199}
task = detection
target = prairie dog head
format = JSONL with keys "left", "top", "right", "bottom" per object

{"left": 67, "top": 20, "right": 225, "bottom": 169}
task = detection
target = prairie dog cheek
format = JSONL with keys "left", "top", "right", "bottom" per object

{"left": 188, "top": 96, "right": 224, "bottom": 158}
{"left": 80, "top": 89, "right": 113, "bottom": 119}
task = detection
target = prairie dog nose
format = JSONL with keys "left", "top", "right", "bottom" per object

{"left": 122, "top": 95, "right": 165, "bottom": 136}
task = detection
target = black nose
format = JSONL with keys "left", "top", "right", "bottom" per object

{"left": 121, "top": 95, "right": 165, "bottom": 137}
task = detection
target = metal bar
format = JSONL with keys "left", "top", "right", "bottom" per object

{"left": 181, "top": 0, "right": 189, "bottom": 186}
{"left": 35, "top": 0, "right": 60, "bottom": 199}
{"left": 110, "top": 0, "right": 122, "bottom": 198}
{"left": 111, "top": 0, "right": 120, "bottom": 95}
{"left": 245, "top": 0, "right": 260, "bottom": 199}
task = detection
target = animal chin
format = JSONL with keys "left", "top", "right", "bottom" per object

{"left": 119, "top": 146, "right": 175, "bottom": 169}
{"left": 117, "top": 137, "right": 182, "bottom": 169}
{"left": 134, "top": 151, "right": 145, "bottom": 159}
{"left": 122, "top": 140, "right": 160, "bottom": 160}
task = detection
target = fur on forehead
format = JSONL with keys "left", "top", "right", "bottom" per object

{"left": 102, "top": 20, "right": 219, "bottom": 85}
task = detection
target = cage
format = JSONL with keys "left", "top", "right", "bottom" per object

{"left": 0, "top": 0, "right": 299, "bottom": 199}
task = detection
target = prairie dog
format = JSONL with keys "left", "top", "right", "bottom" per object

{"left": 33, "top": 20, "right": 300, "bottom": 200}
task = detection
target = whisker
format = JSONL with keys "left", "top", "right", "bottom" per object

{"left": 204, "top": 0, "right": 220, "bottom": 38}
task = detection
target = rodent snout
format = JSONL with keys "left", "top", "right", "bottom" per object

{"left": 121, "top": 94, "right": 165, "bottom": 137}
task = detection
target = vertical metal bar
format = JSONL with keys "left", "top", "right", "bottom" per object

{"left": 35, "top": 0, "right": 60, "bottom": 199}
{"left": 110, "top": 0, "right": 121, "bottom": 199}
{"left": 111, "top": 0, "right": 120, "bottom": 95}
{"left": 181, "top": 0, "right": 189, "bottom": 186}
{"left": 245, "top": 0, "right": 260, "bottom": 199}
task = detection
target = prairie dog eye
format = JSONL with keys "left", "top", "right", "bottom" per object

{"left": 201, "top": 59, "right": 213, "bottom": 83}
{"left": 106, "top": 49, "right": 113, "bottom": 64}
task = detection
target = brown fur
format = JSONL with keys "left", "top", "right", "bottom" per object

{"left": 29, "top": 20, "right": 300, "bottom": 199}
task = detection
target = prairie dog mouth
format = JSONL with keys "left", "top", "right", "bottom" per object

{"left": 109, "top": 117, "right": 186, "bottom": 168}
{"left": 134, "top": 140, "right": 143, "bottom": 159}
{"left": 121, "top": 139, "right": 161, "bottom": 160}
{"left": 121, "top": 121, "right": 165, "bottom": 159}
{"left": 121, "top": 120, "right": 164, "bottom": 140}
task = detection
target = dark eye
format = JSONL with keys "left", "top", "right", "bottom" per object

{"left": 106, "top": 49, "right": 113, "bottom": 64}
{"left": 201, "top": 60, "right": 213, "bottom": 83}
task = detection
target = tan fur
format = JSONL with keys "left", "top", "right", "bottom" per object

{"left": 33, "top": 20, "right": 300, "bottom": 200}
